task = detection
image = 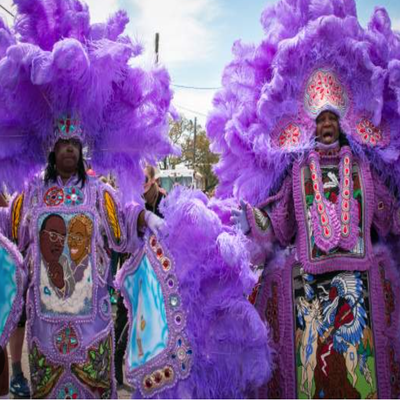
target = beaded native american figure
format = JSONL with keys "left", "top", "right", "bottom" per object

{"left": 208, "top": 0, "right": 400, "bottom": 398}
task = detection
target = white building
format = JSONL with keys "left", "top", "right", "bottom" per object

{"left": 158, "top": 164, "right": 204, "bottom": 193}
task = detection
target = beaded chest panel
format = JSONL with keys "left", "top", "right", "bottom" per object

{"left": 300, "top": 163, "right": 365, "bottom": 261}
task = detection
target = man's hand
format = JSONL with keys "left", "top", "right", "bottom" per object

{"left": 230, "top": 199, "right": 250, "bottom": 234}
{"left": 144, "top": 211, "right": 166, "bottom": 237}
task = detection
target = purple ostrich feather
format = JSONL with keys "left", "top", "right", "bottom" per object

{"left": 0, "top": 0, "right": 177, "bottom": 202}
{"left": 140, "top": 186, "right": 273, "bottom": 398}
{"left": 206, "top": 0, "right": 400, "bottom": 205}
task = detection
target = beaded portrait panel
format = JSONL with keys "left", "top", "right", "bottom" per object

{"left": 292, "top": 265, "right": 377, "bottom": 399}
{"left": 35, "top": 211, "right": 96, "bottom": 319}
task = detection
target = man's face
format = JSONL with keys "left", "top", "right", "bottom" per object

{"left": 67, "top": 219, "right": 91, "bottom": 264}
{"left": 54, "top": 138, "right": 81, "bottom": 174}
{"left": 315, "top": 111, "right": 340, "bottom": 145}
{"left": 40, "top": 215, "right": 66, "bottom": 263}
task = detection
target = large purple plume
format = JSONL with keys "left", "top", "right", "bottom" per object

{"left": 0, "top": 0, "right": 177, "bottom": 202}
{"left": 135, "top": 186, "right": 273, "bottom": 398}
{"left": 207, "top": 0, "right": 400, "bottom": 205}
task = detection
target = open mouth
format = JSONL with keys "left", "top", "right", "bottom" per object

{"left": 70, "top": 248, "right": 79, "bottom": 255}
{"left": 322, "top": 131, "right": 334, "bottom": 139}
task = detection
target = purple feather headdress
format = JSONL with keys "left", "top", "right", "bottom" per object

{"left": 0, "top": 0, "right": 177, "bottom": 202}
{"left": 207, "top": 0, "right": 400, "bottom": 205}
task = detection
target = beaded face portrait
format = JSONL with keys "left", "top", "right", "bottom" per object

{"left": 39, "top": 215, "right": 67, "bottom": 291}
{"left": 37, "top": 212, "right": 95, "bottom": 317}
{"left": 67, "top": 214, "right": 92, "bottom": 266}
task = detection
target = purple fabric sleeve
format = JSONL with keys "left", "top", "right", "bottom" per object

{"left": 257, "top": 174, "right": 296, "bottom": 247}
{"left": 121, "top": 201, "right": 143, "bottom": 253}
{"left": 371, "top": 169, "right": 396, "bottom": 237}
{"left": 246, "top": 175, "right": 296, "bottom": 265}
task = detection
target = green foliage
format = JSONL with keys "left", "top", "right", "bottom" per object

{"left": 164, "top": 117, "right": 219, "bottom": 193}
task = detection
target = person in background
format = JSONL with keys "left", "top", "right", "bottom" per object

{"left": 143, "top": 165, "right": 166, "bottom": 217}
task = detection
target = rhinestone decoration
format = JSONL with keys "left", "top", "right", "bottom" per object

{"left": 356, "top": 118, "right": 383, "bottom": 147}
{"left": 142, "top": 366, "right": 175, "bottom": 393}
{"left": 174, "top": 312, "right": 184, "bottom": 327}
{"left": 156, "top": 247, "right": 163, "bottom": 259}
{"left": 278, "top": 123, "right": 301, "bottom": 148}
{"left": 150, "top": 236, "right": 158, "bottom": 250}
{"left": 55, "top": 325, "right": 79, "bottom": 355}
{"left": 161, "top": 257, "right": 171, "bottom": 272}
{"left": 55, "top": 116, "right": 83, "bottom": 140}
{"left": 304, "top": 69, "right": 348, "bottom": 117}
{"left": 169, "top": 294, "right": 180, "bottom": 308}
{"left": 309, "top": 161, "right": 331, "bottom": 239}
{"left": 64, "top": 186, "right": 84, "bottom": 206}
{"left": 56, "top": 382, "right": 79, "bottom": 399}
{"left": 340, "top": 156, "right": 351, "bottom": 237}
{"left": 44, "top": 187, "right": 64, "bottom": 207}
{"left": 170, "top": 336, "right": 192, "bottom": 375}
{"left": 166, "top": 275, "right": 176, "bottom": 289}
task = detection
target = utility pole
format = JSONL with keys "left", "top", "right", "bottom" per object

{"left": 193, "top": 117, "right": 197, "bottom": 168}
{"left": 155, "top": 32, "right": 160, "bottom": 64}
{"left": 155, "top": 32, "right": 168, "bottom": 170}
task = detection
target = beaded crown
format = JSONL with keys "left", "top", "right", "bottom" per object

{"left": 53, "top": 116, "right": 84, "bottom": 144}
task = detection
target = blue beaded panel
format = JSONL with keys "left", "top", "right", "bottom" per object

{"left": 124, "top": 254, "right": 169, "bottom": 368}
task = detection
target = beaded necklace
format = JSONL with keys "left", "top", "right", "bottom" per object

{"left": 308, "top": 145, "right": 359, "bottom": 253}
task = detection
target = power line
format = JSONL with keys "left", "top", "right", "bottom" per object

{"left": 172, "top": 83, "right": 221, "bottom": 90}
{"left": 175, "top": 104, "right": 208, "bottom": 118}
{"left": 0, "top": 5, "right": 14, "bottom": 17}
{"left": 0, "top": 6, "right": 221, "bottom": 95}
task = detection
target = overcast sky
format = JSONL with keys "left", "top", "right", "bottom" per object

{"left": 1, "top": 0, "right": 400, "bottom": 126}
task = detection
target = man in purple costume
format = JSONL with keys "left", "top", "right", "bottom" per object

{"left": 0, "top": 127, "right": 166, "bottom": 399}
{"left": 0, "top": 0, "right": 174, "bottom": 398}
{"left": 208, "top": 0, "right": 400, "bottom": 398}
